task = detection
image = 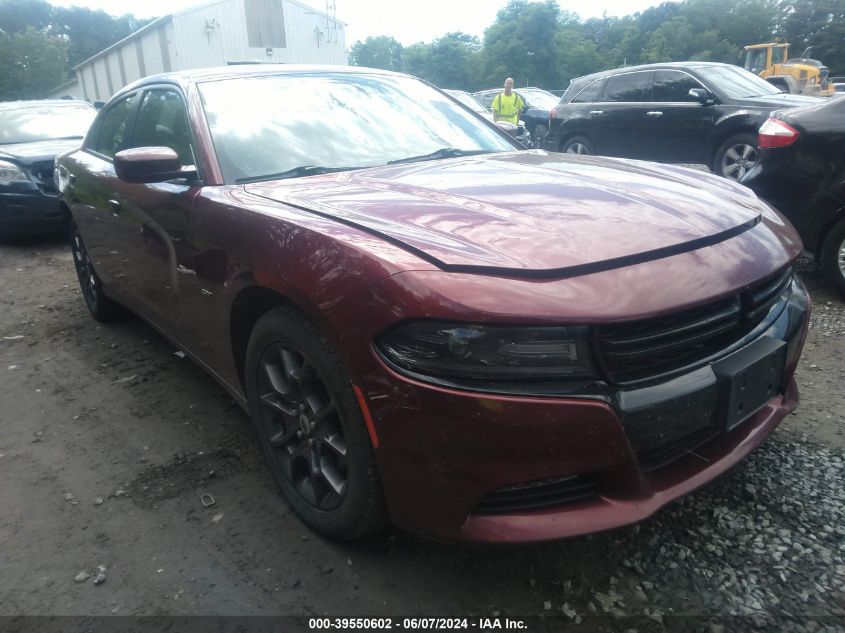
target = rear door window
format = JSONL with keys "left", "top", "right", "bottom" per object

{"left": 602, "top": 72, "right": 652, "bottom": 102}
{"left": 571, "top": 79, "right": 604, "bottom": 103}
{"left": 652, "top": 70, "right": 704, "bottom": 102}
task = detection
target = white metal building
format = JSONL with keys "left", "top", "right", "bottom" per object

{"left": 57, "top": 0, "right": 346, "bottom": 103}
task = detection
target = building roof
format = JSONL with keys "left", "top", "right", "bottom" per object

{"left": 73, "top": 14, "right": 172, "bottom": 71}
{"left": 73, "top": 0, "right": 346, "bottom": 71}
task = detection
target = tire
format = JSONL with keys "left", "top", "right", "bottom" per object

{"left": 70, "top": 223, "right": 127, "bottom": 322}
{"left": 561, "top": 135, "right": 594, "bottom": 155}
{"left": 245, "top": 306, "right": 387, "bottom": 540}
{"left": 713, "top": 133, "right": 759, "bottom": 181}
{"left": 530, "top": 124, "right": 548, "bottom": 149}
{"left": 821, "top": 218, "right": 845, "bottom": 298}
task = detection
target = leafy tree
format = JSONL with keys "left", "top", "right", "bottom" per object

{"left": 481, "top": 0, "right": 562, "bottom": 88}
{"left": 53, "top": 6, "right": 147, "bottom": 68}
{"left": 0, "top": 27, "right": 68, "bottom": 99}
{"left": 348, "top": 35, "right": 404, "bottom": 71}
{"left": 0, "top": 0, "right": 52, "bottom": 34}
{"left": 418, "top": 33, "right": 482, "bottom": 89}
{"left": 0, "top": 0, "right": 152, "bottom": 99}
{"left": 779, "top": 0, "right": 845, "bottom": 74}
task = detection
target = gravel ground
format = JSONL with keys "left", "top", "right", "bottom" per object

{"left": 0, "top": 235, "right": 843, "bottom": 633}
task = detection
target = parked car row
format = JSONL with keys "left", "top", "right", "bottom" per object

{"left": 0, "top": 63, "right": 838, "bottom": 544}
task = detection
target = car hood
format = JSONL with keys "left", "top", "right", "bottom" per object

{"left": 246, "top": 151, "right": 766, "bottom": 276}
{"left": 0, "top": 138, "right": 84, "bottom": 165}
{"left": 739, "top": 93, "right": 822, "bottom": 109}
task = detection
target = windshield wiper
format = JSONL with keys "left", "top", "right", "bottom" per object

{"left": 236, "top": 165, "right": 358, "bottom": 184}
{"left": 387, "top": 148, "right": 493, "bottom": 166}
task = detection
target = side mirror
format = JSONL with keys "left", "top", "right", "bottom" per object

{"left": 114, "top": 147, "right": 197, "bottom": 184}
{"left": 688, "top": 88, "right": 714, "bottom": 105}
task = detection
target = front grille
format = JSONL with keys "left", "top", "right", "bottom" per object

{"left": 637, "top": 427, "right": 720, "bottom": 472}
{"left": 31, "top": 162, "right": 57, "bottom": 195}
{"left": 597, "top": 267, "right": 792, "bottom": 384}
{"left": 475, "top": 474, "right": 598, "bottom": 514}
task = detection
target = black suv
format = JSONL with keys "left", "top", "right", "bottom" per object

{"left": 545, "top": 62, "right": 820, "bottom": 180}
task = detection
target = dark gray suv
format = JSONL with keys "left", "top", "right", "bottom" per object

{"left": 545, "top": 62, "right": 820, "bottom": 180}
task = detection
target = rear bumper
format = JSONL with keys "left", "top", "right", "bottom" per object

{"left": 0, "top": 191, "right": 66, "bottom": 234}
{"left": 367, "top": 279, "right": 810, "bottom": 542}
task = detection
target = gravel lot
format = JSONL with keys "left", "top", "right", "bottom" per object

{"left": 0, "top": 235, "right": 843, "bottom": 632}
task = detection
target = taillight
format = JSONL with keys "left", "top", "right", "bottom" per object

{"left": 758, "top": 118, "right": 800, "bottom": 149}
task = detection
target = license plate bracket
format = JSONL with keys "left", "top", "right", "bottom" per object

{"left": 713, "top": 336, "right": 787, "bottom": 432}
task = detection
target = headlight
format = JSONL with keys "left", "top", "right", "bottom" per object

{"left": 0, "top": 160, "right": 27, "bottom": 183}
{"left": 376, "top": 321, "right": 594, "bottom": 382}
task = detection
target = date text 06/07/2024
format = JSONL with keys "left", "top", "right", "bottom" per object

{"left": 307, "top": 617, "right": 529, "bottom": 630}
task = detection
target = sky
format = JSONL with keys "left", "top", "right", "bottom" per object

{"left": 47, "top": 0, "right": 671, "bottom": 46}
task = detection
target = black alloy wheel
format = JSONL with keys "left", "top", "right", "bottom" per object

{"left": 245, "top": 307, "right": 386, "bottom": 539}
{"left": 70, "top": 224, "right": 126, "bottom": 322}
{"left": 256, "top": 342, "right": 348, "bottom": 510}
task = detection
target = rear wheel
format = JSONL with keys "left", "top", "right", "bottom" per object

{"left": 714, "top": 133, "right": 759, "bottom": 181}
{"left": 245, "top": 307, "right": 386, "bottom": 540}
{"left": 70, "top": 223, "right": 127, "bottom": 322}
{"left": 821, "top": 218, "right": 845, "bottom": 298}
{"left": 561, "top": 135, "right": 594, "bottom": 155}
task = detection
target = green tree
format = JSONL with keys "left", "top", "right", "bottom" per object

{"left": 53, "top": 6, "right": 148, "bottom": 68}
{"left": 0, "top": 27, "right": 68, "bottom": 99}
{"left": 419, "top": 32, "right": 482, "bottom": 89}
{"left": 348, "top": 35, "right": 404, "bottom": 71}
{"left": 779, "top": 0, "right": 845, "bottom": 75}
{"left": 481, "top": 0, "right": 562, "bottom": 88}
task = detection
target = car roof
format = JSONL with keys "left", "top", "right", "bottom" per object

{"left": 570, "top": 61, "right": 736, "bottom": 84}
{"left": 121, "top": 64, "right": 405, "bottom": 95}
{"left": 0, "top": 99, "right": 93, "bottom": 111}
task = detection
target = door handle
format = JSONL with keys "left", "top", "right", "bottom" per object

{"left": 108, "top": 199, "right": 121, "bottom": 215}
{"left": 646, "top": 111, "right": 664, "bottom": 117}
{"left": 589, "top": 110, "right": 604, "bottom": 116}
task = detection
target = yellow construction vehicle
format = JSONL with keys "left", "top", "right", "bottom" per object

{"left": 742, "top": 43, "right": 835, "bottom": 97}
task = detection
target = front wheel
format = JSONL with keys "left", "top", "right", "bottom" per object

{"left": 821, "top": 218, "right": 845, "bottom": 298}
{"left": 245, "top": 307, "right": 387, "bottom": 540}
{"left": 714, "top": 133, "right": 759, "bottom": 181}
{"left": 70, "top": 223, "right": 127, "bottom": 322}
{"left": 561, "top": 135, "right": 594, "bottom": 155}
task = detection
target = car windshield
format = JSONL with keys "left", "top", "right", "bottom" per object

{"left": 199, "top": 73, "right": 516, "bottom": 183}
{"left": 700, "top": 66, "right": 782, "bottom": 99}
{"left": 520, "top": 89, "right": 559, "bottom": 109}
{"left": 0, "top": 104, "right": 96, "bottom": 145}
{"left": 445, "top": 90, "right": 487, "bottom": 114}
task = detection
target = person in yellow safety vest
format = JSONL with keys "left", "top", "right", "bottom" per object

{"left": 491, "top": 77, "right": 524, "bottom": 125}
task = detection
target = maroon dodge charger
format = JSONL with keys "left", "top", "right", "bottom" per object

{"left": 56, "top": 66, "right": 810, "bottom": 543}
